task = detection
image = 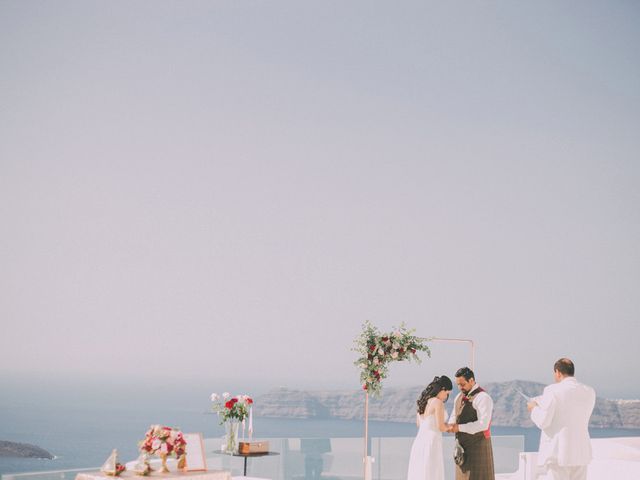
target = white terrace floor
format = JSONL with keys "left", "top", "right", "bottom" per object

{"left": 498, "top": 437, "right": 640, "bottom": 480}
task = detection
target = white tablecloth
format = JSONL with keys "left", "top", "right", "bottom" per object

{"left": 76, "top": 470, "right": 231, "bottom": 480}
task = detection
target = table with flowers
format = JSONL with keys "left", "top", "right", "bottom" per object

{"left": 209, "top": 393, "right": 277, "bottom": 477}
{"left": 77, "top": 426, "right": 231, "bottom": 480}
{"left": 75, "top": 470, "right": 233, "bottom": 480}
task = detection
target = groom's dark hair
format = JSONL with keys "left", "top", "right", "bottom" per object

{"left": 554, "top": 358, "right": 575, "bottom": 376}
{"left": 455, "top": 367, "right": 475, "bottom": 381}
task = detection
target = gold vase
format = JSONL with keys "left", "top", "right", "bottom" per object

{"left": 159, "top": 453, "right": 169, "bottom": 473}
{"left": 177, "top": 454, "right": 186, "bottom": 471}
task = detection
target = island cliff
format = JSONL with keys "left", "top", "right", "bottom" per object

{"left": 254, "top": 380, "right": 640, "bottom": 429}
{"left": 0, "top": 440, "right": 54, "bottom": 459}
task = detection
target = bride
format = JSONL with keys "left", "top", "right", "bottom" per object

{"left": 407, "top": 375, "right": 453, "bottom": 480}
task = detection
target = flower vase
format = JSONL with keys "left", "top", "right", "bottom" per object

{"left": 224, "top": 420, "right": 239, "bottom": 454}
{"left": 177, "top": 454, "right": 186, "bottom": 471}
{"left": 159, "top": 453, "right": 169, "bottom": 473}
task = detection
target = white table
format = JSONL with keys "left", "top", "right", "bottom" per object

{"left": 76, "top": 470, "right": 232, "bottom": 480}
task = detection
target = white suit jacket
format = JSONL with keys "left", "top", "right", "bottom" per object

{"left": 530, "top": 377, "right": 596, "bottom": 467}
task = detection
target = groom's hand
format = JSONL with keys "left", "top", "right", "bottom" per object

{"left": 447, "top": 424, "right": 459, "bottom": 433}
{"left": 527, "top": 400, "right": 538, "bottom": 412}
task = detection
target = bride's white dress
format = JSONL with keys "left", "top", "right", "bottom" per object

{"left": 407, "top": 413, "right": 444, "bottom": 480}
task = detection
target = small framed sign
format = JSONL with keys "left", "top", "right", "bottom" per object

{"left": 183, "top": 433, "right": 208, "bottom": 471}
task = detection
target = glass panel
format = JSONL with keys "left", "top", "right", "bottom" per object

{"left": 2, "top": 435, "right": 524, "bottom": 480}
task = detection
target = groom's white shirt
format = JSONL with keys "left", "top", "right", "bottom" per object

{"left": 531, "top": 376, "right": 596, "bottom": 467}
{"left": 448, "top": 384, "right": 493, "bottom": 434}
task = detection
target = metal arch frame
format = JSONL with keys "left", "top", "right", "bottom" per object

{"left": 362, "top": 336, "right": 476, "bottom": 480}
{"left": 428, "top": 337, "right": 475, "bottom": 370}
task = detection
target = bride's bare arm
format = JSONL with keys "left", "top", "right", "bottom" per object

{"left": 435, "top": 399, "right": 448, "bottom": 432}
{"left": 416, "top": 412, "right": 420, "bottom": 427}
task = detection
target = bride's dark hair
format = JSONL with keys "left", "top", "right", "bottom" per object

{"left": 416, "top": 375, "right": 453, "bottom": 414}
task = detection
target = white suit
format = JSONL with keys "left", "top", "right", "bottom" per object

{"left": 530, "top": 376, "right": 596, "bottom": 480}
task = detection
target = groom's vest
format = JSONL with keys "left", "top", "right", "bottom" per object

{"left": 455, "top": 387, "right": 491, "bottom": 446}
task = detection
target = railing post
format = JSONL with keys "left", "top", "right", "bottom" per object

{"left": 363, "top": 391, "right": 369, "bottom": 479}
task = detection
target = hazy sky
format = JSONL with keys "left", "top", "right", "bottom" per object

{"left": 1, "top": 1, "right": 639, "bottom": 398}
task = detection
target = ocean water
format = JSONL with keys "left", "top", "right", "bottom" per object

{"left": 2, "top": 374, "right": 639, "bottom": 478}
{"left": 2, "top": 400, "right": 640, "bottom": 477}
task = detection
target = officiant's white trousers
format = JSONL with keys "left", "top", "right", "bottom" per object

{"left": 538, "top": 464, "right": 587, "bottom": 480}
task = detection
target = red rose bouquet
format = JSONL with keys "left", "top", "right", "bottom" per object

{"left": 210, "top": 393, "right": 253, "bottom": 424}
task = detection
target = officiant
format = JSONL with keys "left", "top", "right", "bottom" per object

{"left": 527, "top": 358, "right": 595, "bottom": 480}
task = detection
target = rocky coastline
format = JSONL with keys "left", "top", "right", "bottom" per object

{"left": 254, "top": 380, "right": 640, "bottom": 429}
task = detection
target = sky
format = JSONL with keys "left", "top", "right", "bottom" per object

{"left": 1, "top": 1, "right": 639, "bottom": 399}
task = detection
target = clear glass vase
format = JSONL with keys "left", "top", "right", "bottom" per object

{"left": 224, "top": 420, "right": 239, "bottom": 454}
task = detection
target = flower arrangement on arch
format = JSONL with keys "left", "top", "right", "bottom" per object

{"left": 139, "top": 425, "right": 187, "bottom": 457}
{"left": 353, "top": 321, "right": 430, "bottom": 396}
{"left": 210, "top": 392, "right": 253, "bottom": 424}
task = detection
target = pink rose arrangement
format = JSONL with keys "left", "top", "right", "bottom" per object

{"left": 139, "top": 425, "right": 187, "bottom": 457}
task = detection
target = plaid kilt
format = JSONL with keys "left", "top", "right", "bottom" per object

{"left": 454, "top": 434, "right": 495, "bottom": 480}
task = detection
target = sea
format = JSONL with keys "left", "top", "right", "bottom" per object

{"left": 1, "top": 379, "right": 639, "bottom": 477}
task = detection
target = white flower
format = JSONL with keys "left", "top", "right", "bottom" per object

{"left": 378, "top": 348, "right": 384, "bottom": 356}
{"left": 222, "top": 392, "right": 230, "bottom": 399}
{"left": 211, "top": 393, "right": 219, "bottom": 401}
{"left": 391, "top": 351, "right": 399, "bottom": 359}
{"left": 373, "top": 357, "right": 379, "bottom": 365}
{"left": 392, "top": 343, "right": 400, "bottom": 350}
{"left": 393, "top": 330, "right": 401, "bottom": 337}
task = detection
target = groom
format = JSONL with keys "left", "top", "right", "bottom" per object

{"left": 447, "top": 367, "right": 495, "bottom": 480}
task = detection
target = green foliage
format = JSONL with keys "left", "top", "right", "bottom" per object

{"left": 353, "top": 321, "right": 430, "bottom": 396}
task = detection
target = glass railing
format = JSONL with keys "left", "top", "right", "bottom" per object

{"left": 2, "top": 435, "right": 524, "bottom": 480}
